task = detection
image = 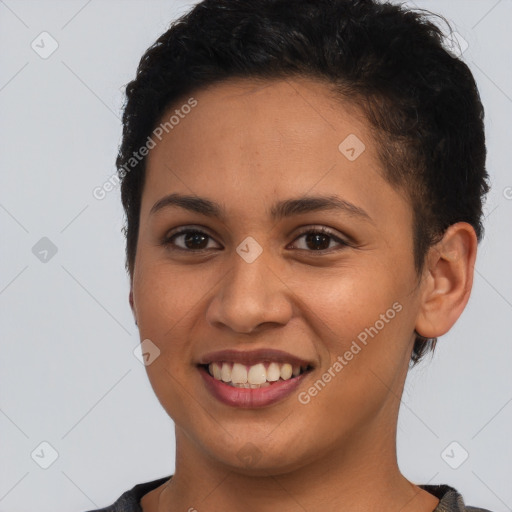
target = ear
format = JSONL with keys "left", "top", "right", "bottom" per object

{"left": 415, "top": 222, "right": 478, "bottom": 338}
{"left": 129, "top": 284, "right": 138, "bottom": 326}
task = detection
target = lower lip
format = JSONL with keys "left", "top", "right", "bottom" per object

{"left": 198, "top": 366, "right": 309, "bottom": 408}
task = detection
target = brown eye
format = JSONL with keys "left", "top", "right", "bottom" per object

{"left": 290, "top": 227, "right": 349, "bottom": 252}
{"left": 163, "top": 229, "right": 220, "bottom": 251}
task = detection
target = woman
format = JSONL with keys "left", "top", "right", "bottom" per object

{"left": 87, "top": 0, "right": 492, "bottom": 510}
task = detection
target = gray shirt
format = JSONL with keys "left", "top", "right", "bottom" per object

{"left": 84, "top": 476, "right": 495, "bottom": 512}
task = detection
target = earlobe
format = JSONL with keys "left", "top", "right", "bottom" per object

{"left": 415, "top": 222, "right": 478, "bottom": 339}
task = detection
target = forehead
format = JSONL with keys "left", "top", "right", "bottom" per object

{"left": 141, "top": 76, "right": 411, "bottom": 230}
{"left": 157, "top": 77, "right": 368, "bottom": 155}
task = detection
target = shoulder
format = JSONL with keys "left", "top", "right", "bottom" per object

{"left": 419, "top": 483, "right": 495, "bottom": 512}
{"left": 83, "top": 475, "right": 172, "bottom": 512}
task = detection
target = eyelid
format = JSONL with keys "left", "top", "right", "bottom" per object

{"left": 165, "top": 224, "right": 217, "bottom": 238}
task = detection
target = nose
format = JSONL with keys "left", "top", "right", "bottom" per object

{"left": 205, "top": 248, "right": 293, "bottom": 335}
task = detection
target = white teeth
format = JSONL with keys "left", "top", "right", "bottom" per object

{"left": 280, "top": 363, "right": 293, "bottom": 380}
{"left": 221, "top": 362, "right": 231, "bottom": 382}
{"left": 231, "top": 363, "right": 248, "bottom": 384}
{"left": 266, "top": 362, "right": 281, "bottom": 381}
{"left": 211, "top": 363, "right": 222, "bottom": 380}
{"left": 247, "top": 363, "right": 267, "bottom": 385}
{"left": 208, "top": 361, "right": 307, "bottom": 385}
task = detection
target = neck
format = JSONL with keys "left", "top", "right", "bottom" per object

{"left": 147, "top": 424, "right": 439, "bottom": 512}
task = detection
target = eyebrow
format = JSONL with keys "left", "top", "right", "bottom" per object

{"left": 149, "top": 193, "right": 374, "bottom": 224}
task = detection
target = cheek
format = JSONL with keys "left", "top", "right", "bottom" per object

{"left": 132, "top": 262, "right": 203, "bottom": 422}
{"left": 300, "top": 266, "right": 414, "bottom": 394}
{"left": 285, "top": 263, "right": 405, "bottom": 350}
{"left": 132, "top": 261, "right": 205, "bottom": 380}
{"left": 134, "top": 258, "right": 203, "bottom": 327}
{"left": 288, "top": 263, "right": 414, "bottom": 413}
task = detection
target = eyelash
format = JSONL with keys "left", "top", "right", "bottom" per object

{"left": 161, "top": 226, "right": 351, "bottom": 254}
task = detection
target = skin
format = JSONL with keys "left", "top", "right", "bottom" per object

{"left": 128, "top": 76, "right": 477, "bottom": 511}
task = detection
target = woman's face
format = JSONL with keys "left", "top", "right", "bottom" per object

{"left": 130, "top": 77, "right": 425, "bottom": 473}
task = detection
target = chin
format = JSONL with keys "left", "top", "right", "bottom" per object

{"left": 195, "top": 431, "right": 319, "bottom": 476}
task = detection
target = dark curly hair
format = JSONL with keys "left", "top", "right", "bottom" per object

{"left": 116, "top": 0, "right": 490, "bottom": 366}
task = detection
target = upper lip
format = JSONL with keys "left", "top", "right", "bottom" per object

{"left": 197, "top": 349, "right": 314, "bottom": 368}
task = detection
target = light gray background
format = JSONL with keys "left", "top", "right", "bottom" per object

{"left": 0, "top": 1, "right": 511, "bottom": 511}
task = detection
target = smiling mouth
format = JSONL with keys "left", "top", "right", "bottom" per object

{"left": 199, "top": 361, "right": 313, "bottom": 388}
